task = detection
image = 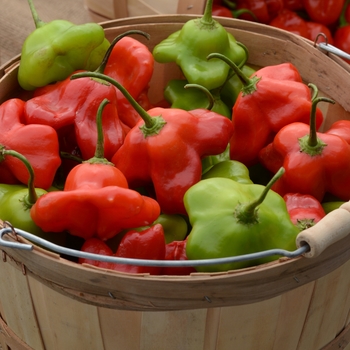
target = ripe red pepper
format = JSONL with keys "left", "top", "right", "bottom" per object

{"left": 302, "top": 0, "right": 344, "bottom": 26}
{"left": 70, "top": 71, "right": 234, "bottom": 215}
{"left": 79, "top": 224, "right": 166, "bottom": 275}
{"left": 161, "top": 240, "right": 196, "bottom": 276}
{"left": 283, "top": 0, "right": 303, "bottom": 10}
{"left": 235, "top": 0, "right": 284, "bottom": 23}
{"left": 259, "top": 97, "right": 350, "bottom": 202}
{"left": 269, "top": 9, "right": 309, "bottom": 38}
{"left": 326, "top": 120, "right": 350, "bottom": 144}
{"left": 0, "top": 98, "right": 61, "bottom": 189}
{"left": 334, "top": 0, "right": 350, "bottom": 64}
{"left": 209, "top": 54, "right": 324, "bottom": 167}
{"left": 283, "top": 193, "right": 326, "bottom": 231}
{"left": 103, "top": 36, "right": 154, "bottom": 128}
{"left": 30, "top": 100, "right": 160, "bottom": 240}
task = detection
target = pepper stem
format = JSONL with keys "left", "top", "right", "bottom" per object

{"left": 27, "top": 0, "right": 45, "bottom": 29}
{"left": 184, "top": 84, "right": 214, "bottom": 110}
{"left": 201, "top": 0, "right": 214, "bottom": 24}
{"left": 234, "top": 167, "right": 285, "bottom": 224}
{"left": 298, "top": 94, "right": 335, "bottom": 154}
{"left": 0, "top": 147, "right": 38, "bottom": 207}
{"left": 95, "top": 30, "right": 150, "bottom": 74}
{"left": 84, "top": 98, "right": 114, "bottom": 165}
{"left": 70, "top": 72, "right": 166, "bottom": 137}
{"left": 207, "top": 52, "right": 260, "bottom": 95}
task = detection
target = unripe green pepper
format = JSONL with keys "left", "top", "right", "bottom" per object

{"left": 184, "top": 168, "right": 299, "bottom": 272}
{"left": 202, "top": 160, "right": 253, "bottom": 184}
{"left": 164, "top": 80, "right": 231, "bottom": 119}
{"left": 152, "top": 0, "right": 247, "bottom": 91}
{"left": 18, "top": 0, "right": 110, "bottom": 90}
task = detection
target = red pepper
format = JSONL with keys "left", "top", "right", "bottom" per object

{"left": 283, "top": 0, "right": 304, "bottom": 10}
{"left": 326, "top": 120, "right": 350, "bottom": 144}
{"left": 103, "top": 36, "right": 154, "bottom": 128}
{"left": 70, "top": 68, "right": 234, "bottom": 215}
{"left": 334, "top": 0, "right": 350, "bottom": 64}
{"left": 306, "top": 21, "right": 334, "bottom": 45}
{"left": 79, "top": 224, "right": 166, "bottom": 275}
{"left": 236, "top": 0, "right": 284, "bottom": 23}
{"left": 209, "top": 54, "right": 324, "bottom": 167}
{"left": 283, "top": 193, "right": 326, "bottom": 231}
{"left": 302, "top": 0, "right": 344, "bottom": 26}
{"left": 161, "top": 240, "right": 196, "bottom": 276}
{"left": 269, "top": 9, "right": 309, "bottom": 38}
{"left": 259, "top": 97, "right": 350, "bottom": 202}
{"left": 24, "top": 70, "right": 129, "bottom": 161}
{"left": 30, "top": 100, "right": 160, "bottom": 240}
{"left": 0, "top": 98, "right": 61, "bottom": 189}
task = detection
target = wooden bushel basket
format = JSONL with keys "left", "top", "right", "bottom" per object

{"left": 1, "top": 15, "right": 350, "bottom": 350}
{"left": 83, "top": 0, "right": 206, "bottom": 22}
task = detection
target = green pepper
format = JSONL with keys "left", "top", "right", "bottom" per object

{"left": 184, "top": 168, "right": 299, "bottom": 272}
{"left": 202, "top": 160, "right": 253, "bottom": 184}
{"left": 152, "top": 0, "right": 247, "bottom": 91}
{"left": 201, "top": 145, "right": 230, "bottom": 174}
{"left": 322, "top": 201, "right": 346, "bottom": 214}
{"left": 153, "top": 214, "right": 189, "bottom": 244}
{"left": 18, "top": 0, "right": 110, "bottom": 91}
{"left": 0, "top": 149, "right": 66, "bottom": 245}
{"left": 164, "top": 80, "right": 231, "bottom": 118}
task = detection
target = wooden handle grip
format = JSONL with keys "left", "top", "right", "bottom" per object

{"left": 296, "top": 204, "right": 350, "bottom": 258}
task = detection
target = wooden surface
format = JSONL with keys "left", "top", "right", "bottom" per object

{"left": 0, "top": 0, "right": 92, "bottom": 66}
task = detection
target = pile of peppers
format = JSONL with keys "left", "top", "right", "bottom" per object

{"left": 1, "top": 0, "right": 349, "bottom": 275}
{"left": 214, "top": 0, "right": 350, "bottom": 63}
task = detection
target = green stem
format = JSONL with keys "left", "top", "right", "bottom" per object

{"left": 60, "top": 152, "right": 83, "bottom": 163}
{"left": 308, "top": 83, "right": 319, "bottom": 102}
{"left": 207, "top": 52, "right": 260, "bottom": 95}
{"left": 70, "top": 72, "right": 166, "bottom": 137}
{"left": 96, "top": 30, "right": 150, "bottom": 74}
{"left": 0, "top": 147, "right": 38, "bottom": 207}
{"left": 27, "top": 0, "right": 45, "bottom": 28}
{"left": 307, "top": 97, "right": 335, "bottom": 148}
{"left": 184, "top": 84, "right": 214, "bottom": 110}
{"left": 234, "top": 167, "right": 285, "bottom": 224}
{"left": 201, "top": 0, "right": 214, "bottom": 24}
{"left": 85, "top": 98, "right": 114, "bottom": 165}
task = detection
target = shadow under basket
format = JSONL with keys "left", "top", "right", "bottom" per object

{"left": 1, "top": 15, "right": 350, "bottom": 350}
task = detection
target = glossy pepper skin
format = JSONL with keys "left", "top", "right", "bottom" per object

{"left": 259, "top": 97, "right": 350, "bottom": 202}
{"left": 0, "top": 98, "right": 61, "bottom": 189}
{"left": 112, "top": 107, "right": 234, "bottom": 215}
{"left": 30, "top": 100, "right": 160, "bottom": 240}
{"left": 334, "top": 0, "right": 350, "bottom": 64}
{"left": 152, "top": 0, "right": 247, "bottom": 91}
{"left": 202, "top": 160, "right": 253, "bottom": 184}
{"left": 162, "top": 240, "right": 197, "bottom": 276}
{"left": 71, "top": 71, "right": 234, "bottom": 216}
{"left": 18, "top": 0, "right": 109, "bottom": 91}
{"left": 184, "top": 168, "right": 299, "bottom": 272}
{"left": 24, "top": 30, "right": 148, "bottom": 161}
{"left": 79, "top": 224, "right": 166, "bottom": 275}
{"left": 302, "top": 0, "right": 344, "bottom": 26}
{"left": 103, "top": 36, "right": 154, "bottom": 128}
{"left": 283, "top": 193, "right": 326, "bottom": 231}
{"left": 213, "top": 56, "right": 324, "bottom": 167}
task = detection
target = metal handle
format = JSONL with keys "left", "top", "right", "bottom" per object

{"left": 0, "top": 224, "right": 308, "bottom": 267}
{"left": 314, "top": 33, "right": 350, "bottom": 60}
